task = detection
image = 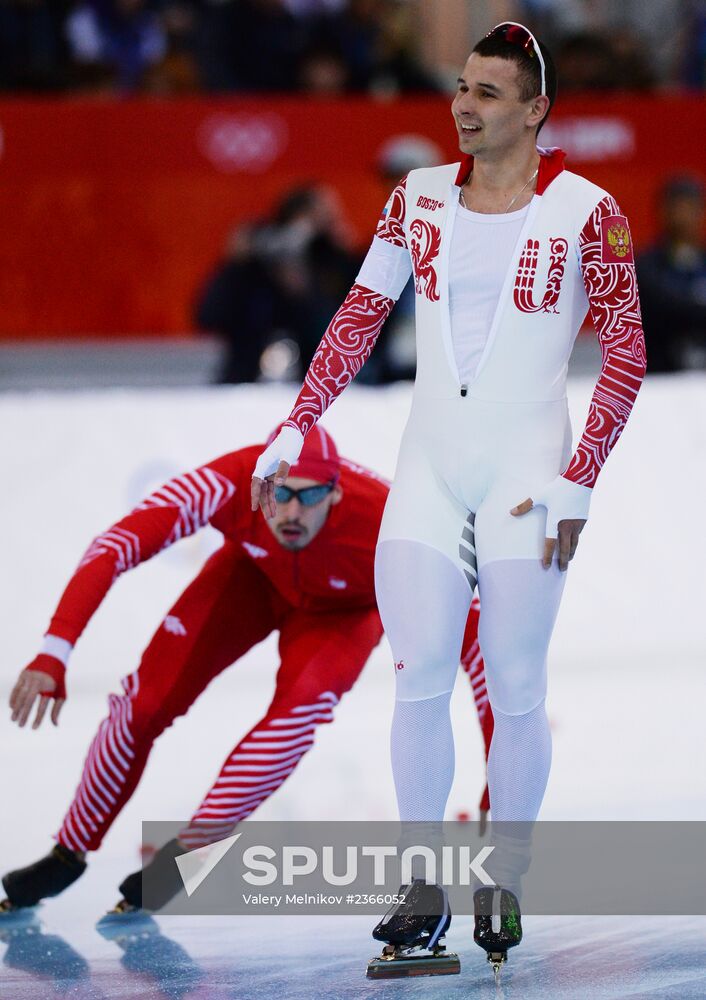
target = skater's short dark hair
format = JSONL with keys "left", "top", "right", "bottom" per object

{"left": 473, "top": 27, "right": 557, "bottom": 134}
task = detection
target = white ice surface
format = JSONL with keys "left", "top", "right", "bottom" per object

{"left": 1, "top": 377, "right": 705, "bottom": 997}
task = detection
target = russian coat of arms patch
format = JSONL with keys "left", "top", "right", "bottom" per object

{"left": 601, "top": 215, "right": 634, "bottom": 264}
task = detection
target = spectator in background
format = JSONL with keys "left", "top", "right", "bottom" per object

{"left": 194, "top": 222, "right": 274, "bottom": 383}
{"left": 66, "top": 0, "right": 167, "bottom": 92}
{"left": 553, "top": 31, "right": 619, "bottom": 91}
{"left": 142, "top": 1, "right": 200, "bottom": 94}
{"left": 682, "top": 1, "right": 706, "bottom": 87}
{"left": 194, "top": 0, "right": 305, "bottom": 92}
{"left": 554, "top": 28, "right": 655, "bottom": 91}
{"left": 0, "top": 1, "right": 71, "bottom": 92}
{"left": 195, "top": 184, "right": 360, "bottom": 383}
{"left": 366, "top": 0, "right": 441, "bottom": 95}
{"left": 297, "top": 41, "right": 351, "bottom": 94}
{"left": 637, "top": 175, "right": 706, "bottom": 372}
{"left": 304, "top": 0, "right": 440, "bottom": 95}
{"left": 518, "top": 0, "right": 686, "bottom": 86}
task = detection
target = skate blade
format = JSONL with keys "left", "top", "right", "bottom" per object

{"left": 96, "top": 904, "right": 159, "bottom": 941}
{"left": 0, "top": 901, "right": 41, "bottom": 933}
{"left": 366, "top": 952, "right": 460, "bottom": 979}
{"left": 487, "top": 950, "right": 508, "bottom": 978}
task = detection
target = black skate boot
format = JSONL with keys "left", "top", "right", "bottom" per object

{"left": 473, "top": 885, "right": 523, "bottom": 980}
{"left": 102, "top": 838, "right": 184, "bottom": 923}
{"left": 1, "top": 845, "right": 87, "bottom": 913}
{"left": 366, "top": 880, "right": 459, "bottom": 979}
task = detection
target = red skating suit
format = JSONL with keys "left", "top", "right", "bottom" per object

{"left": 37, "top": 446, "right": 488, "bottom": 853}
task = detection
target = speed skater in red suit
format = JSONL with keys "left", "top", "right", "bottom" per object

{"left": 2, "top": 425, "right": 492, "bottom": 915}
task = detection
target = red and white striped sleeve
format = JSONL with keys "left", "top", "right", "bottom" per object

{"left": 563, "top": 196, "right": 647, "bottom": 488}
{"left": 46, "top": 457, "right": 239, "bottom": 646}
{"left": 285, "top": 179, "right": 412, "bottom": 437}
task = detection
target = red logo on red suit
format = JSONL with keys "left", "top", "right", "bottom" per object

{"left": 513, "top": 237, "right": 568, "bottom": 314}
{"left": 410, "top": 219, "right": 441, "bottom": 301}
{"left": 600, "top": 215, "right": 634, "bottom": 264}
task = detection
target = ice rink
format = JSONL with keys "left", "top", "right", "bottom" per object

{"left": 1, "top": 377, "right": 705, "bottom": 997}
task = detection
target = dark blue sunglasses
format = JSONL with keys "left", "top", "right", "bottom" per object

{"left": 274, "top": 482, "right": 335, "bottom": 507}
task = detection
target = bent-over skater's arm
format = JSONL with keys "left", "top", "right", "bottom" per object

{"left": 10, "top": 452, "right": 244, "bottom": 729}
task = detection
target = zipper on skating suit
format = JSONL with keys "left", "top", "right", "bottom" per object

{"left": 460, "top": 384, "right": 468, "bottom": 397}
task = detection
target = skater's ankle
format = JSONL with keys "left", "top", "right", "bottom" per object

{"left": 55, "top": 843, "right": 87, "bottom": 863}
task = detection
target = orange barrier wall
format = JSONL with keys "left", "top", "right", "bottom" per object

{"left": 1, "top": 94, "right": 704, "bottom": 337}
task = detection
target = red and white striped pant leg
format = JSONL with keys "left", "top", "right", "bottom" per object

{"left": 180, "top": 606, "right": 383, "bottom": 848}
{"left": 56, "top": 670, "right": 143, "bottom": 854}
{"left": 56, "top": 544, "right": 280, "bottom": 854}
{"left": 180, "top": 691, "right": 339, "bottom": 848}
{"left": 460, "top": 596, "right": 494, "bottom": 813}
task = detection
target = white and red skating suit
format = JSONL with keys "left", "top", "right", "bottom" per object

{"left": 23, "top": 446, "right": 487, "bottom": 853}
{"left": 280, "top": 147, "right": 645, "bottom": 549}
{"left": 259, "top": 147, "right": 645, "bottom": 828}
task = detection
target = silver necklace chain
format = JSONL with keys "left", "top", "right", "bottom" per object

{"left": 459, "top": 166, "right": 539, "bottom": 213}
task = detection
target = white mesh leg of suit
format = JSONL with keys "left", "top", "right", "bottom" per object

{"left": 477, "top": 558, "right": 566, "bottom": 822}
{"left": 375, "top": 539, "right": 472, "bottom": 823}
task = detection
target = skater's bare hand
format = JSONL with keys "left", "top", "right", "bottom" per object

{"left": 511, "top": 498, "right": 586, "bottom": 571}
{"left": 251, "top": 425, "right": 304, "bottom": 518}
{"left": 10, "top": 659, "right": 66, "bottom": 729}
{"left": 251, "top": 463, "right": 290, "bottom": 520}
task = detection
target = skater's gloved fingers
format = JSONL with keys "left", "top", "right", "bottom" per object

{"left": 13, "top": 670, "right": 57, "bottom": 727}
{"left": 253, "top": 477, "right": 275, "bottom": 520}
{"left": 558, "top": 523, "right": 572, "bottom": 571}
{"left": 10, "top": 673, "right": 34, "bottom": 721}
{"left": 264, "top": 477, "right": 278, "bottom": 520}
{"left": 259, "top": 477, "right": 276, "bottom": 520}
{"left": 542, "top": 536, "right": 556, "bottom": 570}
{"left": 275, "top": 460, "right": 289, "bottom": 486}
{"left": 557, "top": 519, "right": 586, "bottom": 571}
{"left": 510, "top": 497, "right": 533, "bottom": 517}
{"left": 51, "top": 698, "right": 65, "bottom": 726}
{"left": 251, "top": 475, "right": 273, "bottom": 513}
{"left": 32, "top": 694, "right": 50, "bottom": 730}
{"left": 14, "top": 677, "right": 43, "bottom": 728}
{"left": 9, "top": 672, "right": 30, "bottom": 714}
{"left": 251, "top": 476, "right": 262, "bottom": 512}
{"left": 252, "top": 461, "right": 290, "bottom": 519}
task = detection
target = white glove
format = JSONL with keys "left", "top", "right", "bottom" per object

{"left": 252, "top": 425, "right": 305, "bottom": 481}
{"left": 531, "top": 475, "right": 592, "bottom": 538}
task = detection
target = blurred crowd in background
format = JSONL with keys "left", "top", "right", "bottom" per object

{"left": 195, "top": 134, "right": 439, "bottom": 384}
{"left": 0, "top": 1, "right": 704, "bottom": 384}
{"left": 2, "top": 0, "right": 706, "bottom": 96}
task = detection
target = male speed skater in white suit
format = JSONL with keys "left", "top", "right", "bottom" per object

{"left": 252, "top": 21, "right": 645, "bottom": 979}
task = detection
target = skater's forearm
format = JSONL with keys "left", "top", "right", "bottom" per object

{"left": 284, "top": 284, "right": 395, "bottom": 437}
{"left": 284, "top": 178, "right": 411, "bottom": 438}
{"left": 564, "top": 196, "right": 646, "bottom": 488}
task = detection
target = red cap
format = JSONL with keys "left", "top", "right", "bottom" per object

{"left": 267, "top": 423, "right": 340, "bottom": 484}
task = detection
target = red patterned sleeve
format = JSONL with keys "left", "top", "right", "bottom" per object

{"left": 563, "top": 196, "right": 647, "bottom": 488}
{"left": 375, "top": 178, "right": 408, "bottom": 249}
{"left": 284, "top": 180, "right": 408, "bottom": 436}
{"left": 47, "top": 458, "right": 239, "bottom": 645}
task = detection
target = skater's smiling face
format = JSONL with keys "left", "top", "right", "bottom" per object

{"left": 452, "top": 54, "right": 549, "bottom": 159}
{"left": 266, "top": 476, "right": 342, "bottom": 551}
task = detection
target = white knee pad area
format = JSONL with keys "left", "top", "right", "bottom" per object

{"left": 375, "top": 538, "right": 471, "bottom": 702}
{"left": 478, "top": 558, "right": 565, "bottom": 715}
